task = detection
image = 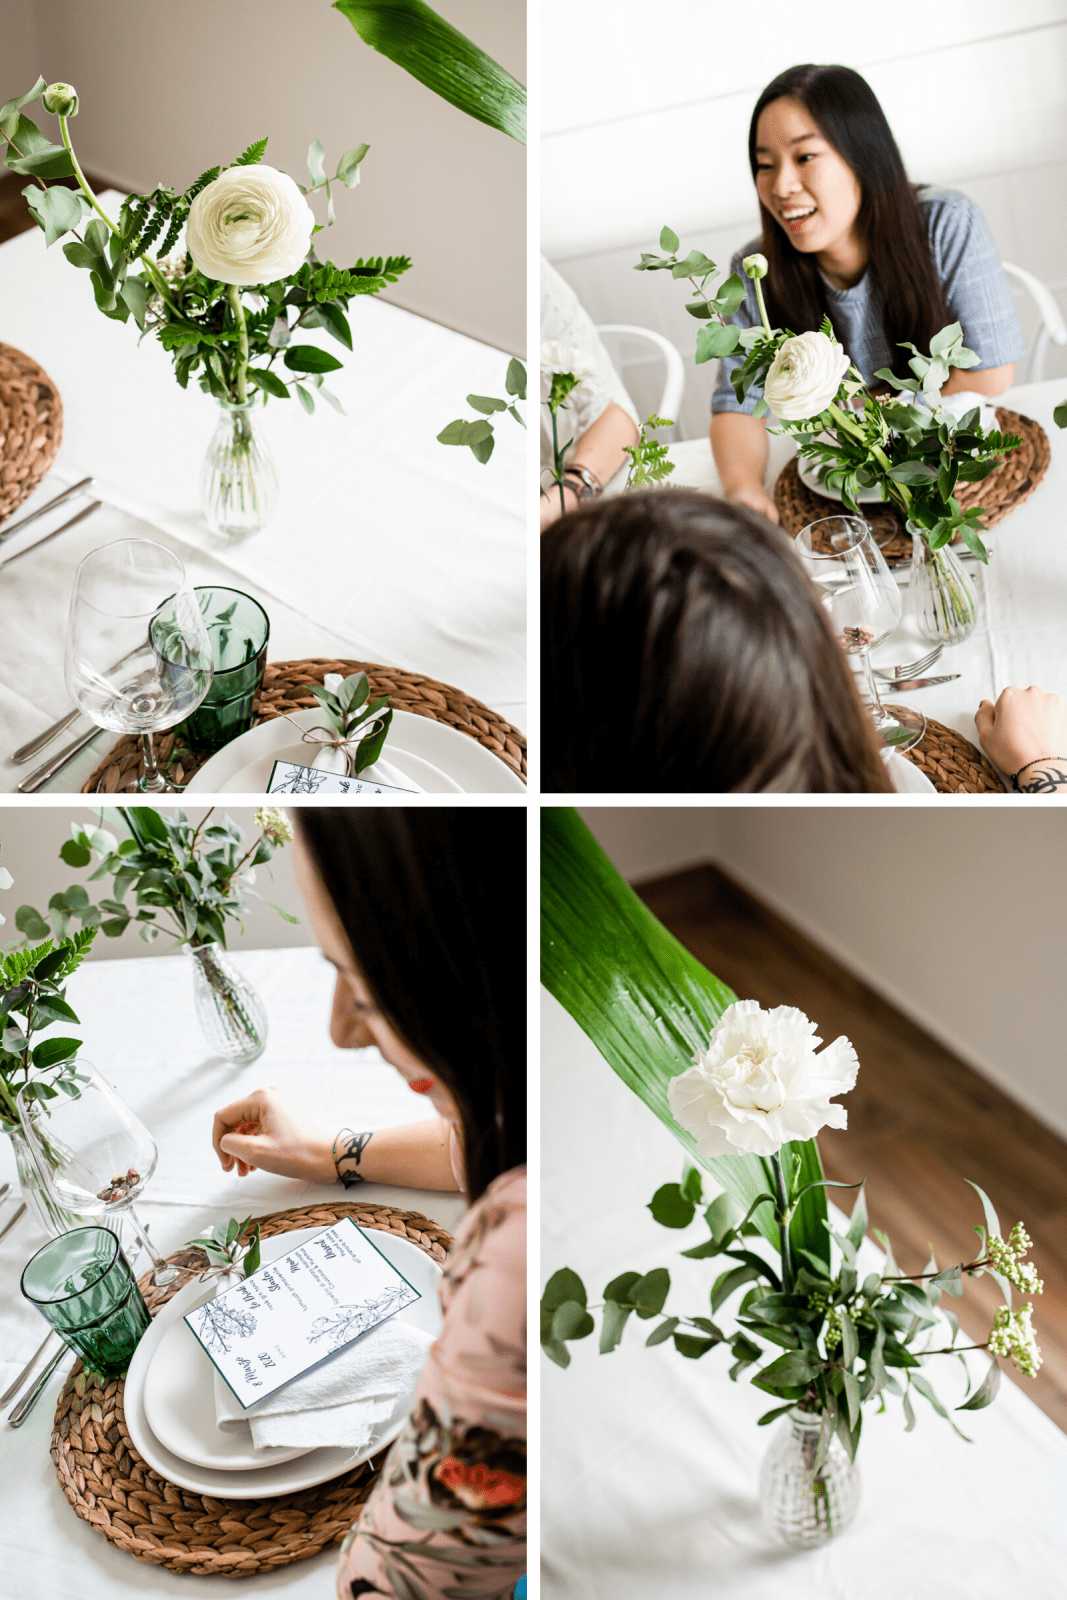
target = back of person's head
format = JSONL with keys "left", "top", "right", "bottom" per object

{"left": 748, "top": 62, "right": 948, "bottom": 374}
{"left": 541, "top": 489, "right": 892, "bottom": 793}
{"left": 296, "top": 809, "right": 526, "bottom": 1200}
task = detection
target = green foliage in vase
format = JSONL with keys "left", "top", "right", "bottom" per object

{"left": 438, "top": 358, "right": 526, "bottom": 463}
{"left": 639, "top": 227, "right": 1023, "bottom": 561}
{"left": 0, "top": 78, "right": 410, "bottom": 409}
{"left": 624, "top": 414, "right": 677, "bottom": 488}
{"left": 15, "top": 807, "right": 297, "bottom": 953}
{"left": 0, "top": 848, "right": 96, "bottom": 1131}
{"left": 306, "top": 672, "right": 393, "bottom": 774}
{"left": 186, "top": 1214, "right": 262, "bottom": 1278}
{"left": 541, "top": 811, "right": 1043, "bottom": 1464}
{"left": 543, "top": 1164, "right": 1046, "bottom": 1466}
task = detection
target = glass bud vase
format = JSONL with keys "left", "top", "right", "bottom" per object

{"left": 200, "top": 399, "right": 279, "bottom": 538}
{"left": 758, "top": 1409, "right": 861, "bottom": 1549}
{"left": 189, "top": 945, "right": 268, "bottom": 1064}
{"left": 908, "top": 522, "right": 979, "bottom": 644}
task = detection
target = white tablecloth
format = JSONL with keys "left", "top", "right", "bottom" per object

{"left": 542, "top": 988, "right": 1067, "bottom": 1598}
{"left": 0, "top": 946, "right": 468, "bottom": 1600}
{"left": 0, "top": 195, "right": 525, "bottom": 791}
{"left": 669, "top": 380, "right": 1067, "bottom": 780}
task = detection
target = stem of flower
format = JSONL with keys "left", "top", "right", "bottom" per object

{"left": 771, "top": 1151, "right": 794, "bottom": 1294}
{"left": 753, "top": 275, "right": 773, "bottom": 339}
{"left": 57, "top": 115, "right": 183, "bottom": 318}
{"left": 551, "top": 407, "right": 566, "bottom": 518}
{"left": 227, "top": 284, "right": 249, "bottom": 404}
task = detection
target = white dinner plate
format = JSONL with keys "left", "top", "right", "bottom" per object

{"left": 124, "top": 1226, "right": 442, "bottom": 1498}
{"left": 886, "top": 751, "right": 937, "bottom": 794}
{"left": 184, "top": 706, "right": 524, "bottom": 794}
{"left": 796, "top": 452, "right": 886, "bottom": 504}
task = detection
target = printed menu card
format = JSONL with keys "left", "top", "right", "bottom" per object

{"left": 267, "top": 760, "right": 417, "bottom": 795}
{"left": 184, "top": 1220, "right": 421, "bottom": 1406}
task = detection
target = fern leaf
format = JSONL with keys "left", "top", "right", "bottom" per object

{"left": 233, "top": 138, "right": 267, "bottom": 167}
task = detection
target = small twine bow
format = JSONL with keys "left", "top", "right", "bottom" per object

{"left": 280, "top": 709, "right": 388, "bottom": 778}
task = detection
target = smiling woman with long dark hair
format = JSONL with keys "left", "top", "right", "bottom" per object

{"left": 711, "top": 63, "right": 1025, "bottom": 523}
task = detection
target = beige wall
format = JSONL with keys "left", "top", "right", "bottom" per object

{"left": 17, "top": 0, "right": 525, "bottom": 353}
{"left": 0, "top": 805, "right": 311, "bottom": 959}
{"left": 580, "top": 806, "right": 1067, "bottom": 1143}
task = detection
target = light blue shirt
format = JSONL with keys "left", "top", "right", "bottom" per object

{"left": 711, "top": 186, "right": 1026, "bottom": 414}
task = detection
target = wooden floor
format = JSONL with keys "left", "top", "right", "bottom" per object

{"left": 637, "top": 862, "right": 1067, "bottom": 1433}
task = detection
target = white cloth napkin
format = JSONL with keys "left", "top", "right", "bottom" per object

{"left": 213, "top": 1314, "right": 434, "bottom": 1451}
{"left": 309, "top": 673, "right": 424, "bottom": 792}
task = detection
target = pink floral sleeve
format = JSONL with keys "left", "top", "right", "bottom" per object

{"left": 337, "top": 1167, "right": 527, "bottom": 1600}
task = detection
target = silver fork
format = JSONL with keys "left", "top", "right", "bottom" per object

{"left": 874, "top": 645, "right": 943, "bottom": 682}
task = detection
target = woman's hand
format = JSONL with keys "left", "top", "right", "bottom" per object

{"left": 211, "top": 1087, "right": 336, "bottom": 1183}
{"left": 725, "top": 480, "right": 780, "bottom": 524}
{"left": 975, "top": 686, "right": 1067, "bottom": 784}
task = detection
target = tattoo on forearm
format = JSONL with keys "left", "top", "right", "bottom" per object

{"left": 1019, "top": 765, "right": 1067, "bottom": 793}
{"left": 335, "top": 1128, "right": 374, "bottom": 1188}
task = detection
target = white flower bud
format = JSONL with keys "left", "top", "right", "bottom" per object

{"left": 743, "top": 253, "right": 768, "bottom": 280}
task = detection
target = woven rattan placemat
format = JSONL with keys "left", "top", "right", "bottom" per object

{"left": 0, "top": 343, "right": 63, "bottom": 522}
{"left": 81, "top": 657, "right": 527, "bottom": 792}
{"left": 885, "top": 706, "right": 1005, "bottom": 794}
{"left": 50, "top": 1201, "right": 452, "bottom": 1577}
{"left": 774, "top": 409, "right": 1050, "bottom": 558}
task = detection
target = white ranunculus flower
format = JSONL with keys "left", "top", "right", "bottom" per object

{"left": 667, "top": 1000, "right": 859, "bottom": 1158}
{"left": 186, "top": 165, "right": 315, "bottom": 286}
{"left": 763, "top": 330, "right": 851, "bottom": 421}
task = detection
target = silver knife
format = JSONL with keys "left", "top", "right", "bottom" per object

{"left": 0, "top": 1183, "right": 9, "bottom": 1205}
{"left": 7, "top": 1342, "right": 69, "bottom": 1428}
{"left": 0, "top": 1202, "right": 26, "bottom": 1243}
{"left": 882, "top": 674, "right": 961, "bottom": 690}
{"left": 0, "top": 476, "right": 93, "bottom": 542}
{"left": 14, "top": 640, "right": 147, "bottom": 764}
{"left": 0, "top": 499, "right": 102, "bottom": 567}
{"left": 17, "top": 726, "right": 103, "bottom": 793}
{"left": 0, "top": 1330, "right": 55, "bottom": 1406}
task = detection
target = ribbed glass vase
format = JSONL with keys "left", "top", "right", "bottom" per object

{"left": 908, "top": 523, "right": 979, "bottom": 644}
{"left": 758, "top": 1409, "right": 861, "bottom": 1549}
{"left": 189, "top": 945, "right": 267, "bottom": 1064}
{"left": 200, "top": 399, "right": 279, "bottom": 538}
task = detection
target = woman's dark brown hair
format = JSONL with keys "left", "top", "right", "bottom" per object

{"left": 542, "top": 490, "right": 893, "bottom": 793}
{"left": 296, "top": 809, "right": 525, "bottom": 1201}
{"left": 749, "top": 63, "right": 949, "bottom": 379}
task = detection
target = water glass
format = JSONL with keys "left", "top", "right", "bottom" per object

{"left": 179, "top": 587, "right": 270, "bottom": 753}
{"left": 21, "top": 1226, "right": 151, "bottom": 1379}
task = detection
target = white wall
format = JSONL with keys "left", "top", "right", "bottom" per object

{"left": 0, "top": 805, "right": 311, "bottom": 959}
{"left": 14, "top": 0, "right": 525, "bottom": 353}
{"left": 579, "top": 806, "right": 1067, "bottom": 1144}
{"left": 543, "top": 1, "right": 1067, "bottom": 438}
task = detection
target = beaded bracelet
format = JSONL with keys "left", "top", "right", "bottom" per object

{"left": 1010, "top": 758, "right": 1067, "bottom": 792}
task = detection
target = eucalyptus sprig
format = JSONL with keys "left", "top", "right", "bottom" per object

{"left": 544, "top": 1161, "right": 1040, "bottom": 1466}
{"left": 624, "top": 414, "right": 676, "bottom": 488}
{"left": 635, "top": 226, "right": 753, "bottom": 364}
{"left": 307, "top": 672, "right": 393, "bottom": 775}
{"left": 438, "top": 358, "right": 526, "bottom": 463}
{"left": 187, "top": 1215, "right": 262, "bottom": 1279}
{"left": 15, "top": 807, "right": 297, "bottom": 952}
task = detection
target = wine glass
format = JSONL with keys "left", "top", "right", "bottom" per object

{"left": 64, "top": 538, "right": 213, "bottom": 792}
{"left": 16, "top": 1062, "right": 180, "bottom": 1287}
{"left": 796, "top": 516, "right": 925, "bottom": 757}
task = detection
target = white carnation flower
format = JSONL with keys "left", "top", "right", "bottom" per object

{"left": 667, "top": 1000, "right": 859, "bottom": 1158}
{"left": 186, "top": 165, "right": 315, "bottom": 286}
{"left": 763, "top": 330, "right": 851, "bottom": 421}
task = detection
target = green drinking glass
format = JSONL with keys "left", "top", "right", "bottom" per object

{"left": 179, "top": 586, "right": 270, "bottom": 754}
{"left": 21, "top": 1226, "right": 151, "bottom": 1379}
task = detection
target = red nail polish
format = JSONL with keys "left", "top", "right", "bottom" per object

{"left": 409, "top": 1077, "right": 435, "bottom": 1094}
